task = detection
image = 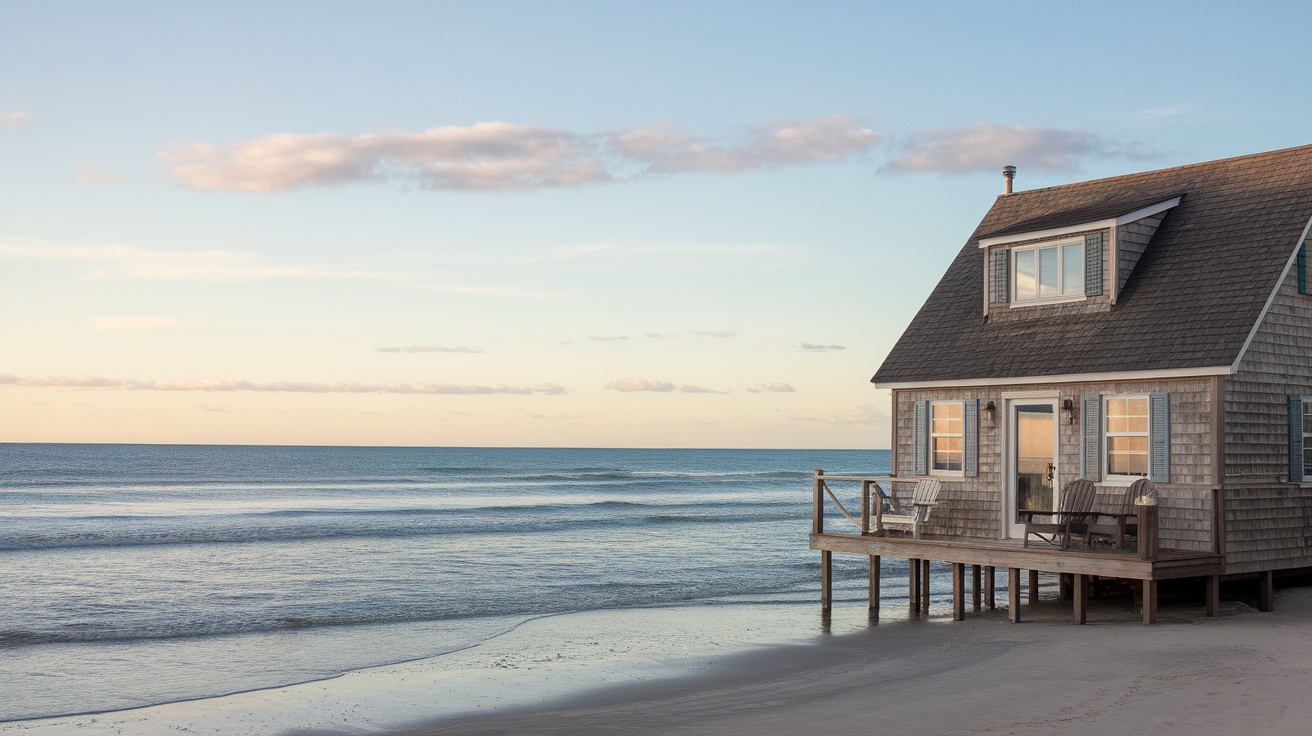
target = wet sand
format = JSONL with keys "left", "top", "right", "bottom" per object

{"left": 396, "top": 587, "right": 1312, "bottom": 736}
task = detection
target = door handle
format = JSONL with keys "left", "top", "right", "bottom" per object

{"left": 1046, "top": 463, "right": 1055, "bottom": 482}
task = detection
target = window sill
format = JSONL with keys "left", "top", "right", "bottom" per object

{"left": 929, "top": 470, "right": 965, "bottom": 478}
{"left": 1009, "top": 295, "right": 1087, "bottom": 308}
{"left": 1101, "top": 475, "right": 1148, "bottom": 486}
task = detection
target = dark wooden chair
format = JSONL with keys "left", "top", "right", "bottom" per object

{"left": 1089, "top": 478, "right": 1152, "bottom": 550}
{"left": 1022, "top": 479, "right": 1097, "bottom": 549}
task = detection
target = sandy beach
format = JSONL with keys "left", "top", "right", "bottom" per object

{"left": 11, "top": 581, "right": 1312, "bottom": 736}
{"left": 401, "top": 585, "right": 1312, "bottom": 736}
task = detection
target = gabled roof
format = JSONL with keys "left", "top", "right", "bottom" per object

{"left": 872, "top": 144, "right": 1312, "bottom": 387}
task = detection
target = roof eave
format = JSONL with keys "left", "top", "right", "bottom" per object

{"left": 976, "top": 196, "right": 1182, "bottom": 249}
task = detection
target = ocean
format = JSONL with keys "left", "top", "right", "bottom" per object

{"left": 0, "top": 444, "right": 924, "bottom": 724}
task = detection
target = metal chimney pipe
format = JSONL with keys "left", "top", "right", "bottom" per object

{"left": 1003, "top": 165, "right": 1017, "bottom": 194}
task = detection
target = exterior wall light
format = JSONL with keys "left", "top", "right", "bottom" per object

{"left": 983, "top": 400, "right": 996, "bottom": 425}
{"left": 1062, "top": 398, "right": 1076, "bottom": 425}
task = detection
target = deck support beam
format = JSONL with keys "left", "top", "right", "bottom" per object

{"left": 984, "top": 565, "right": 996, "bottom": 609}
{"left": 1259, "top": 570, "right": 1274, "bottom": 612}
{"left": 1143, "top": 579, "right": 1158, "bottom": 624}
{"left": 952, "top": 563, "right": 965, "bottom": 621}
{"left": 1028, "top": 569, "right": 1040, "bottom": 605}
{"left": 820, "top": 551, "right": 832, "bottom": 611}
{"left": 1073, "top": 573, "right": 1087, "bottom": 624}
{"left": 1206, "top": 574, "right": 1219, "bottom": 617}
{"left": 868, "top": 555, "right": 880, "bottom": 619}
{"left": 1008, "top": 567, "right": 1021, "bottom": 623}
{"left": 971, "top": 564, "right": 982, "bottom": 612}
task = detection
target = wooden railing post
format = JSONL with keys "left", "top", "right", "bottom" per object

{"left": 813, "top": 469, "right": 825, "bottom": 534}
{"left": 1137, "top": 499, "right": 1159, "bottom": 561}
{"left": 860, "top": 480, "right": 871, "bottom": 534}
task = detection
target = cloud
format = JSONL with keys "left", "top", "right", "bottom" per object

{"left": 375, "top": 345, "right": 483, "bottom": 354}
{"left": 159, "top": 116, "right": 879, "bottom": 193}
{"left": 799, "top": 343, "right": 846, "bottom": 352}
{"left": 0, "top": 373, "right": 565, "bottom": 395}
{"left": 1, "top": 111, "right": 30, "bottom": 128}
{"left": 608, "top": 114, "right": 880, "bottom": 175}
{"left": 87, "top": 316, "right": 181, "bottom": 331}
{"left": 75, "top": 164, "right": 125, "bottom": 184}
{"left": 605, "top": 378, "right": 727, "bottom": 394}
{"left": 0, "top": 240, "right": 409, "bottom": 283}
{"left": 883, "top": 124, "right": 1157, "bottom": 174}
{"left": 589, "top": 335, "right": 629, "bottom": 341}
{"left": 791, "top": 403, "right": 888, "bottom": 425}
{"left": 689, "top": 329, "right": 735, "bottom": 338}
{"left": 161, "top": 122, "right": 609, "bottom": 192}
{"left": 747, "top": 382, "right": 796, "bottom": 393}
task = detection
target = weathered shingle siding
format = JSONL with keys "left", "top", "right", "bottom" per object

{"left": 1115, "top": 213, "right": 1164, "bottom": 298}
{"left": 1226, "top": 252, "right": 1312, "bottom": 573}
{"left": 894, "top": 378, "right": 1217, "bottom": 551}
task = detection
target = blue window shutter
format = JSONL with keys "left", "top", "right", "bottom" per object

{"left": 1149, "top": 393, "right": 1170, "bottom": 483}
{"left": 1081, "top": 395, "right": 1102, "bottom": 481}
{"left": 1084, "top": 233, "right": 1104, "bottom": 296}
{"left": 963, "top": 399, "right": 979, "bottom": 477}
{"left": 914, "top": 400, "right": 929, "bottom": 475}
{"left": 1290, "top": 395, "right": 1304, "bottom": 482}
{"left": 991, "top": 249, "right": 1009, "bottom": 304}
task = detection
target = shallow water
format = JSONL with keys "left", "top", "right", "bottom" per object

{"left": 0, "top": 444, "right": 951, "bottom": 722}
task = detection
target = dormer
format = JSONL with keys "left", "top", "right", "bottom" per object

{"left": 977, "top": 194, "right": 1182, "bottom": 321}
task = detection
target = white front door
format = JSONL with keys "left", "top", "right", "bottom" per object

{"left": 1004, "top": 399, "right": 1058, "bottom": 539}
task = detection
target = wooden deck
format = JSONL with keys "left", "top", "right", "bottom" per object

{"left": 810, "top": 471, "right": 1234, "bottom": 624}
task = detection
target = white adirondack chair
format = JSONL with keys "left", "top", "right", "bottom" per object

{"left": 877, "top": 478, "right": 941, "bottom": 540}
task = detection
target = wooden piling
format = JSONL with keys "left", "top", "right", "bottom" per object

{"left": 1143, "top": 579, "right": 1158, "bottom": 624}
{"left": 909, "top": 558, "right": 920, "bottom": 616}
{"left": 952, "top": 563, "right": 965, "bottom": 621}
{"left": 868, "top": 555, "right": 880, "bottom": 618}
{"left": 921, "top": 559, "right": 931, "bottom": 615}
{"left": 1259, "top": 570, "right": 1274, "bottom": 612}
{"left": 1073, "top": 573, "right": 1087, "bottom": 624}
{"left": 821, "top": 550, "right": 832, "bottom": 611}
{"left": 971, "top": 564, "right": 982, "bottom": 612}
{"left": 1206, "top": 575, "right": 1219, "bottom": 618}
{"left": 1008, "top": 567, "right": 1021, "bottom": 622}
{"left": 984, "top": 565, "right": 996, "bottom": 609}
{"left": 1028, "top": 569, "right": 1040, "bottom": 605}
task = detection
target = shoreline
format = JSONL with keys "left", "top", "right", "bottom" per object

{"left": 7, "top": 581, "right": 1310, "bottom": 735}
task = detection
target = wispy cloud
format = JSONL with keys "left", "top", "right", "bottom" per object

{"left": 75, "top": 164, "right": 124, "bottom": 184}
{"left": 1, "top": 111, "right": 31, "bottom": 128}
{"left": 605, "top": 378, "right": 728, "bottom": 394}
{"left": 747, "top": 382, "right": 796, "bottom": 393}
{"left": 375, "top": 345, "right": 483, "bottom": 354}
{"left": 883, "top": 124, "right": 1157, "bottom": 174}
{"left": 589, "top": 335, "right": 629, "bottom": 341}
{"left": 87, "top": 316, "right": 181, "bottom": 331}
{"left": 689, "top": 329, "right": 735, "bottom": 338}
{"left": 609, "top": 114, "right": 880, "bottom": 175}
{"left": 791, "top": 403, "right": 887, "bottom": 425}
{"left": 799, "top": 343, "right": 845, "bottom": 352}
{"left": 0, "top": 240, "right": 408, "bottom": 283}
{"left": 0, "top": 372, "right": 566, "bottom": 395}
{"left": 159, "top": 116, "right": 879, "bottom": 193}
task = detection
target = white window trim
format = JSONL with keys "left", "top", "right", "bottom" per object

{"left": 1011, "top": 236, "right": 1086, "bottom": 305}
{"left": 1103, "top": 394, "right": 1149, "bottom": 484}
{"left": 928, "top": 400, "right": 965, "bottom": 477}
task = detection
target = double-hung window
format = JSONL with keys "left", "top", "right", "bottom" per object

{"left": 1104, "top": 396, "right": 1149, "bottom": 478}
{"left": 930, "top": 401, "right": 963, "bottom": 473}
{"left": 1012, "top": 237, "right": 1085, "bottom": 303}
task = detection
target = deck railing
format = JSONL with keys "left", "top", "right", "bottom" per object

{"left": 812, "top": 469, "right": 1223, "bottom": 560}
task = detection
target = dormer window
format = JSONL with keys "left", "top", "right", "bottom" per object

{"left": 1012, "top": 237, "right": 1085, "bottom": 303}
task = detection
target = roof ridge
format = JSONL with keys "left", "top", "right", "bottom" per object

{"left": 994, "top": 142, "right": 1312, "bottom": 199}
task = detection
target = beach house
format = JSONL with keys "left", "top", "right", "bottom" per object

{"left": 812, "top": 144, "right": 1312, "bottom": 623}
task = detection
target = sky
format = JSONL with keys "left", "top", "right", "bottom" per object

{"left": 2, "top": 1, "right": 1311, "bottom": 449}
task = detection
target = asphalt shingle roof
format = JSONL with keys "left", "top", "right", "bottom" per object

{"left": 871, "top": 144, "right": 1312, "bottom": 385}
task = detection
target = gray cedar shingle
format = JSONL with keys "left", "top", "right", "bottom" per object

{"left": 873, "top": 144, "right": 1312, "bottom": 384}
